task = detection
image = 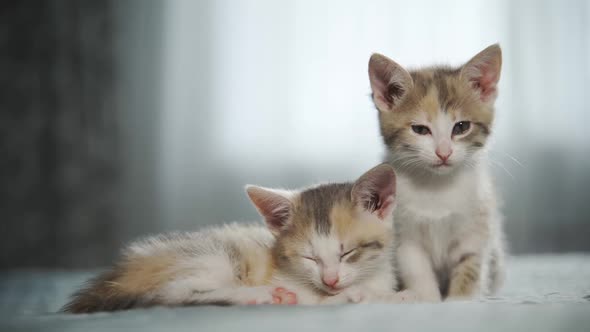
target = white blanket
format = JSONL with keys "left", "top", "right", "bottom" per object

{"left": 2, "top": 255, "right": 589, "bottom": 331}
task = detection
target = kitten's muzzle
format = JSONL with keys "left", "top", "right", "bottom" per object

{"left": 322, "top": 275, "right": 340, "bottom": 288}
{"left": 433, "top": 161, "right": 451, "bottom": 168}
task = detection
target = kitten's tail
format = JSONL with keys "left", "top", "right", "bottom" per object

{"left": 61, "top": 269, "right": 233, "bottom": 314}
{"left": 60, "top": 269, "right": 148, "bottom": 314}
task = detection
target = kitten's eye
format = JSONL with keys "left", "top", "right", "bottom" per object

{"left": 340, "top": 248, "right": 357, "bottom": 261}
{"left": 411, "top": 125, "right": 431, "bottom": 135}
{"left": 302, "top": 256, "right": 317, "bottom": 263}
{"left": 452, "top": 121, "right": 471, "bottom": 136}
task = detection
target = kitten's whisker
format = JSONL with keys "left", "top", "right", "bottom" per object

{"left": 489, "top": 158, "right": 514, "bottom": 179}
{"left": 499, "top": 151, "right": 526, "bottom": 168}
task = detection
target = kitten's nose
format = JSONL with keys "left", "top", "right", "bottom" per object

{"left": 435, "top": 148, "right": 452, "bottom": 162}
{"left": 322, "top": 275, "right": 339, "bottom": 288}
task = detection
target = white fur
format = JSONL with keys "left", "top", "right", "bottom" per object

{"left": 308, "top": 233, "right": 341, "bottom": 290}
{"left": 122, "top": 220, "right": 399, "bottom": 306}
{"left": 386, "top": 108, "right": 505, "bottom": 301}
{"left": 388, "top": 107, "right": 503, "bottom": 301}
{"left": 272, "top": 262, "right": 396, "bottom": 305}
{"left": 393, "top": 160, "right": 504, "bottom": 301}
{"left": 409, "top": 110, "right": 472, "bottom": 174}
{"left": 124, "top": 223, "right": 276, "bottom": 305}
{"left": 279, "top": 228, "right": 397, "bottom": 304}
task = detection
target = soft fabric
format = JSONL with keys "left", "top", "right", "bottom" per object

{"left": 1, "top": 255, "right": 589, "bottom": 331}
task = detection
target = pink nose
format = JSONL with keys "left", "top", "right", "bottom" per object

{"left": 435, "top": 149, "right": 452, "bottom": 162}
{"left": 322, "top": 276, "right": 339, "bottom": 288}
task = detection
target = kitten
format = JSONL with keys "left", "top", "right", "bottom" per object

{"left": 62, "top": 164, "right": 399, "bottom": 313}
{"left": 368, "top": 44, "right": 506, "bottom": 302}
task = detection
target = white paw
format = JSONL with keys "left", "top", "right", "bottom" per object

{"left": 342, "top": 288, "right": 366, "bottom": 303}
{"left": 234, "top": 286, "right": 275, "bottom": 305}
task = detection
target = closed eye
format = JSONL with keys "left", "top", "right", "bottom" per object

{"left": 302, "top": 256, "right": 317, "bottom": 262}
{"left": 360, "top": 241, "right": 383, "bottom": 250}
{"left": 340, "top": 248, "right": 357, "bottom": 260}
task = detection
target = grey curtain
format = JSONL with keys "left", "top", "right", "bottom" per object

{"left": 1, "top": 1, "right": 119, "bottom": 268}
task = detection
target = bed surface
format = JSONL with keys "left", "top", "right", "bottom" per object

{"left": 1, "top": 254, "right": 589, "bottom": 331}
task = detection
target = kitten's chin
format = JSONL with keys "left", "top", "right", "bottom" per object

{"left": 319, "top": 285, "right": 344, "bottom": 295}
{"left": 430, "top": 163, "right": 455, "bottom": 174}
{"left": 389, "top": 155, "right": 467, "bottom": 178}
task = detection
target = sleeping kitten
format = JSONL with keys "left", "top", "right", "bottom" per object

{"left": 62, "top": 164, "right": 399, "bottom": 313}
{"left": 368, "top": 44, "right": 506, "bottom": 302}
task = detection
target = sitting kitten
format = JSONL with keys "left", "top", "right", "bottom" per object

{"left": 368, "top": 44, "right": 506, "bottom": 301}
{"left": 62, "top": 164, "right": 399, "bottom": 313}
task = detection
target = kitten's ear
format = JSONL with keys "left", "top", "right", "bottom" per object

{"left": 246, "top": 185, "right": 294, "bottom": 235}
{"left": 368, "top": 53, "right": 413, "bottom": 112}
{"left": 461, "top": 44, "right": 502, "bottom": 103}
{"left": 351, "top": 164, "right": 396, "bottom": 220}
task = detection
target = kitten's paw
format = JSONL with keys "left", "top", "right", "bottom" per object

{"left": 238, "top": 286, "right": 275, "bottom": 305}
{"left": 341, "top": 288, "right": 367, "bottom": 304}
{"left": 240, "top": 286, "right": 297, "bottom": 305}
{"left": 271, "top": 287, "right": 298, "bottom": 305}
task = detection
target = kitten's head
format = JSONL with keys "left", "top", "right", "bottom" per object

{"left": 368, "top": 44, "right": 502, "bottom": 176}
{"left": 246, "top": 164, "right": 396, "bottom": 295}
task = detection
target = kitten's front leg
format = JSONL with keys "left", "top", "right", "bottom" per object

{"left": 396, "top": 243, "right": 441, "bottom": 302}
{"left": 446, "top": 215, "right": 488, "bottom": 300}
{"left": 447, "top": 254, "right": 482, "bottom": 300}
{"left": 184, "top": 286, "right": 298, "bottom": 305}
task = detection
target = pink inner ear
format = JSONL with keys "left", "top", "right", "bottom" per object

{"left": 375, "top": 193, "right": 395, "bottom": 220}
{"left": 369, "top": 66, "right": 393, "bottom": 107}
{"left": 246, "top": 187, "right": 292, "bottom": 233}
{"left": 373, "top": 183, "right": 395, "bottom": 220}
{"left": 470, "top": 56, "right": 500, "bottom": 102}
{"left": 353, "top": 165, "right": 397, "bottom": 220}
{"left": 473, "top": 65, "right": 499, "bottom": 101}
{"left": 368, "top": 54, "right": 411, "bottom": 111}
{"left": 358, "top": 190, "right": 394, "bottom": 220}
{"left": 265, "top": 204, "right": 290, "bottom": 231}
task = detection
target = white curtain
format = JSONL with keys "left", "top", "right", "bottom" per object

{"left": 150, "top": 0, "right": 590, "bottom": 253}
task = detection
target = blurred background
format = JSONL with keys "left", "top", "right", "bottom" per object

{"left": 1, "top": 0, "right": 589, "bottom": 268}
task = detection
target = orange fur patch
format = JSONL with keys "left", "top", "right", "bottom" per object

{"left": 330, "top": 203, "right": 392, "bottom": 251}
{"left": 379, "top": 66, "right": 495, "bottom": 150}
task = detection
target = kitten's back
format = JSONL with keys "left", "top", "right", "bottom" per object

{"left": 61, "top": 223, "right": 274, "bottom": 313}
